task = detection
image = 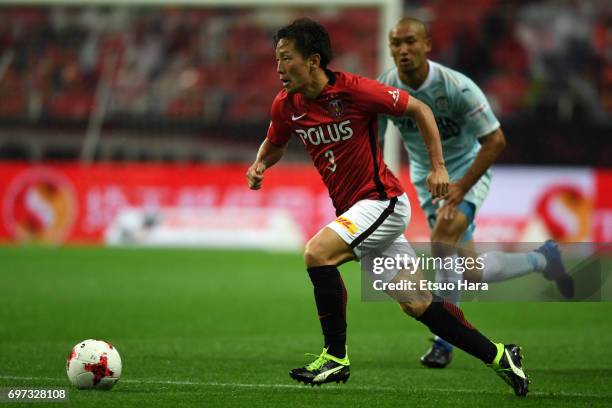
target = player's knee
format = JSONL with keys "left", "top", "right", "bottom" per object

{"left": 398, "top": 292, "right": 432, "bottom": 317}
{"left": 399, "top": 302, "right": 416, "bottom": 316}
{"left": 304, "top": 238, "right": 329, "bottom": 267}
{"left": 399, "top": 299, "right": 430, "bottom": 317}
{"left": 431, "top": 219, "right": 465, "bottom": 244}
{"left": 463, "top": 267, "right": 482, "bottom": 282}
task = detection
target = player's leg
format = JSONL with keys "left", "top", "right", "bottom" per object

{"left": 462, "top": 240, "right": 574, "bottom": 299}
{"left": 454, "top": 169, "right": 573, "bottom": 296}
{"left": 289, "top": 226, "right": 354, "bottom": 386}
{"left": 304, "top": 226, "right": 356, "bottom": 267}
{"left": 423, "top": 201, "right": 574, "bottom": 368}
{"left": 290, "top": 196, "right": 401, "bottom": 386}
{"left": 366, "top": 241, "right": 529, "bottom": 396}
{"left": 402, "top": 275, "right": 529, "bottom": 397}
{"left": 303, "top": 226, "right": 355, "bottom": 358}
{"left": 387, "top": 260, "right": 497, "bottom": 363}
{"left": 429, "top": 203, "right": 472, "bottom": 305}
{"left": 420, "top": 203, "right": 471, "bottom": 367}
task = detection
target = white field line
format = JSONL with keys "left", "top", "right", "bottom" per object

{"left": 0, "top": 375, "right": 607, "bottom": 399}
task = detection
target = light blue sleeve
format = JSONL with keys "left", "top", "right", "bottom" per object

{"left": 453, "top": 76, "right": 500, "bottom": 138}
{"left": 376, "top": 69, "right": 394, "bottom": 149}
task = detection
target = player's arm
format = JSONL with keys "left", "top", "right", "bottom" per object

{"left": 457, "top": 127, "right": 505, "bottom": 193}
{"left": 246, "top": 138, "right": 288, "bottom": 190}
{"left": 248, "top": 95, "right": 291, "bottom": 190}
{"left": 437, "top": 76, "right": 505, "bottom": 218}
{"left": 405, "top": 96, "right": 449, "bottom": 198}
{"left": 437, "top": 128, "right": 504, "bottom": 220}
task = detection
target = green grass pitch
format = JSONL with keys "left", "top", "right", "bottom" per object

{"left": 1, "top": 247, "right": 611, "bottom": 407}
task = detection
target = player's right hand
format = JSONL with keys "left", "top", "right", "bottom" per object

{"left": 426, "top": 166, "right": 449, "bottom": 198}
{"left": 246, "top": 162, "right": 266, "bottom": 190}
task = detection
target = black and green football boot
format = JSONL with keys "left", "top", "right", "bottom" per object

{"left": 489, "top": 343, "right": 529, "bottom": 396}
{"left": 289, "top": 347, "right": 350, "bottom": 386}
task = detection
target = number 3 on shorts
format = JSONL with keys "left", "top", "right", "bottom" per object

{"left": 325, "top": 149, "right": 337, "bottom": 172}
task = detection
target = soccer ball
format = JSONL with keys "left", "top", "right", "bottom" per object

{"left": 66, "top": 339, "right": 122, "bottom": 390}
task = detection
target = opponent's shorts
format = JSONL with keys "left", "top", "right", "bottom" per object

{"left": 417, "top": 168, "right": 491, "bottom": 242}
{"left": 326, "top": 193, "right": 417, "bottom": 284}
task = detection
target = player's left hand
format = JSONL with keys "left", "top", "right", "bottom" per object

{"left": 433, "top": 182, "right": 468, "bottom": 220}
{"left": 426, "top": 167, "right": 449, "bottom": 198}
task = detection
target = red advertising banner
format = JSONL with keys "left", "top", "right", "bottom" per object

{"left": 594, "top": 169, "right": 612, "bottom": 243}
{"left": 0, "top": 163, "right": 427, "bottom": 245}
{"left": 1, "top": 163, "right": 608, "bottom": 245}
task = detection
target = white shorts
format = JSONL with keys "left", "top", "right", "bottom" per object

{"left": 326, "top": 193, "right": 417, "bottom": 283}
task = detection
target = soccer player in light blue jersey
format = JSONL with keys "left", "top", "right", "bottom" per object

{"left": 378, "top": 18, "right": 574, "bottom": 368}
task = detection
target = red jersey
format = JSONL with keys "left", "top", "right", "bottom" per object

{"left": 266, "top": 70, "right": 409, "bottom": 215}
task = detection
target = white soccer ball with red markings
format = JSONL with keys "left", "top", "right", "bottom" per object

{"left": 66, "top": 339, "right": 122, "bottom": 390}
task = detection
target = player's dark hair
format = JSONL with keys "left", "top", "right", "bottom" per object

{"left": 274, "top": 18, "right": 333, "bottom": 69}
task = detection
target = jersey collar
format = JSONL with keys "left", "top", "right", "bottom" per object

{"left": 395, "top": 60, "right": 435, "bottom": 93}
{"left": 317, "top": 69, "right": 337, "bottom": 98}
{"left": 325, "top": 69, "right": 337, "bottom": 85}
{"left": 418, "top": 60, "right": 435, "bottom": 91}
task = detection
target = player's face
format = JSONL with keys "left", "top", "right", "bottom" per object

{"left": 275, "top": 38, "right": 313, "bottom": 94}
{"left": 389, "top": 23, "right": 431, "bottom": 74}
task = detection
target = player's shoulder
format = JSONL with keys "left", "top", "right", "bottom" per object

{"left": 270, "top": 89, "right": 295, "bottom": 116}
{"left": 430, "top": 60, "right": 481, "bottom": 93}
{"left": 333, "top": 70, "right": 382, "bottom": 91}
{"left": 377, "top": 67, "right": 399, "bottom": 85}
{"left": 271, "top": 89, "right": 289, "bottom": 107}
{"left": 333, "top": 70, "right": 363, "bottom": 88}
{"left": 430, "top": 61, "right": 469, "bottom": 87}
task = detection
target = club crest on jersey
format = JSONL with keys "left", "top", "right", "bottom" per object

{"left": 328, "top": 99, "right": 344, "bottom": 117}
{"left": 435, "top": 96, "right": 449, "bottom": 112}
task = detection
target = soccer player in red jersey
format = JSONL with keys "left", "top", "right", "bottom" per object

{"left": 246, "top": 18, "right": 528, "bottom": 396}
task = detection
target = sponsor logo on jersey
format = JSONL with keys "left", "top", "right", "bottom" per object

{"left": 396, "top": 116, "right": 460, "bottom": 140}
{"left": 335, "top": 216, "right": 358, "bottom": 235}
{"left": 292, "top": 112, "right": 307, "bottom": 121}
{"left": 328, "top": 99, "right": 344, "bottom": 118}
{"left": 468, "top": 103, "right": 487, "bottom": 117}
{"left": 295, "top": 119, "right": 354, "bottom": 146}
